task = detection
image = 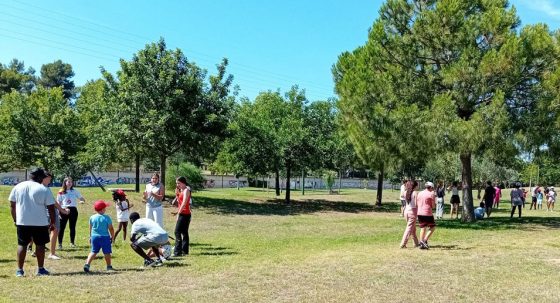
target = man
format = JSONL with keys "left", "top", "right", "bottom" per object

{"left": 417, "top": 181, "right": 436, "bottom": 249}
{"left": 9, "top": 168, "right": 56, "bottom": 277}
{"left": 482, "top": 181, "right": 495, "bottom": 218}
{"left": 129, "top": 212, "right": 169, "bottom": 267}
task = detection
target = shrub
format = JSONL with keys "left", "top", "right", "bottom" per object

{"left": 165, "top": 162, "right": 205, "bottom": 191}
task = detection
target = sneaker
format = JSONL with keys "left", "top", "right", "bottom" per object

{"left": 70, "top": 243, "right": 76, "bottom": 248}
{"left": 37, "top": 268, "right": 50, "bottom": 276}
{"left": 419, "top": 241, "right": 428, "bottom": 250}
{"left": 48, "top": 254, "right": 61, "bottom": 260}
{"left": 57, "top": 244, "right": 62, "bottom": 250}
{"left": 144, "top": 259, "right": 155, "bottom": 267}
{"left": 106, "top": 265, "right": 114, "bottom": 271}
{"left": 15, "top": 269, "right": 24, "bottom": 277}
{"left": 83, "top": 264, "right": 90, "bottom": 273}
{"left": 158, "top": 256, "right": 167, "bottom": 263}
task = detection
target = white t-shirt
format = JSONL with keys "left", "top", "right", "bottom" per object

{"left": 399, "top": 184, "right": 406, "bottom": 200}
{"left": 145, "top": 183, "right": 163, "bottom": 208}
{"left": 131, "top": 218, "right": 168, "bottom": 241}
{"left": 9, "top": 180, "right": 55, "bottom": 226}
{"left": 116, "top": 200, "right": 130, "bottom": 222}
{"left": 57, "top": 188, "right": 83, "bottom": 208}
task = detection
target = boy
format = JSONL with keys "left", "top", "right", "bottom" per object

{"left": 84, "top": 200, "right": 115, "bottom": 272}
{"left": 129, "top": 212, "right": 168, "bottom": 267}
{"left": 474, "top": 202, "right": 485, "bottom": 219}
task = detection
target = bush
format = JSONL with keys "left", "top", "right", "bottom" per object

{"left": 165, "top": 162, "right": 205, "bottom": 191}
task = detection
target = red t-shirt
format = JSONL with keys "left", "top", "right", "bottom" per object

{"left": 177, "top": 189, "right": 191, "bottom": 215}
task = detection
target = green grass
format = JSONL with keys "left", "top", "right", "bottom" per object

{"left": 1, "top": 186, "right": 560, "bottom": 302}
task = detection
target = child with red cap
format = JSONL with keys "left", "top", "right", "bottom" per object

{"left": 112, "top": 189, "right": 133, "bottom": 242}
{"left": 84, "top": 200, "right": 115, "bottom": 272}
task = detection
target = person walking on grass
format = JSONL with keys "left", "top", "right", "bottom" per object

{"left": 448, "top": 181, "right": 461, "bottom": 219}
{"left": 10, "top": 168, "right": 56, "bottom": 277}
{"left": 435, "top": 181, "right": 445, "bottom": 219}
{"left": 510, "top": 183, "right": 524, "bottom": 218}
{"left": 399, "top": 179, "right": 407, "bottom": 217}
{"left": 417, "top": 181, "right": 436, "bottom": 249}
{"left": 84, "top": 200, "right": 115, "bottom": 272}
{"left": 57, "top": 177, "right": 86, "bottom": 249}
{"left": 400, "top": 180, "right": 419, "bottom": 248}
{"left": 171, "top": 176, "right": 192, "bottom": 257}
{"left": 129, "top": 212, "right": 169, "bottom": 267}
{"left": 112, "top": 189, "right": 133, "bottom": 242}
{"left": 482, "top": 181, "right": 495, "bottom": 218}
{"left": 547, "top": 187, "right": 556, "bottom": 212}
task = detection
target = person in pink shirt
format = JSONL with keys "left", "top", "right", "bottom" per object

{"left": 493, "top": 184, "right": 502, "bottom": 208}
{"left": 417, "top": 181, "right": 436, "bottom": 249}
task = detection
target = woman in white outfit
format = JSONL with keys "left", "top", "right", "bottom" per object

{"left": 144, "top": 173, "right": 165, "bottom": 228}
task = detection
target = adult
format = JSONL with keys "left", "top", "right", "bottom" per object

{"left": 144, "top": 173, "right": 165, "bottom": 228}
{"left": 417, "top": 181, "right": 436, "bottom": 249}
{"left": 399, "top": 180, "right": 418, "bottom": 248}
{"left": 435, "top": 181, "right": 445, "bottom": 219}
{"left": 448, "top": 181, "right": 461, "bottom": 219}
{"left": 171, "top": 176, "right": 192, "bottom": 257}
{"left": 510, "top": 183, "right": 524, "bottom": 218}
{"left": 482, "top": 181, "right": 495, "bottom": 218}
{"left": 129, "top": 212, "right": 169, "bottom": 267}
{"left": 57, "top": 177, "right": 85, "bottom": 249}
{"left": 399, "top": 179, "right": 407, "bottom": 217}
{"left": 9, "top": 168, "right": 56, "bottom": 277}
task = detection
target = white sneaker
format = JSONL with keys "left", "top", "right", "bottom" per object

{"left": 48, "top": 254, "right": 61, "bottom": 260}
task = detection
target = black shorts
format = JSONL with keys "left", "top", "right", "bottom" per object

{"left": 450, "top": 195, "right": 460, "bottom": 204}
{"left": 418, "top": 215, "right": 436, "bottom": 228}
{"left": 532, "top": 196, "right": 537, "bottom": 203}
{"left": 17, "top": 225, "right": 50, "bottom": 246}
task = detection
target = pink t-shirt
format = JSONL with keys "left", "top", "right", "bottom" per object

{"left": 416, "top": 189, "right": 435, "bottom": 216}
{"left": 494, "top": 187, "right": 501, "bottom": 202}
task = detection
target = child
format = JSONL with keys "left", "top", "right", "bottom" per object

{"left": 84, "top": 200, "right": 115, "bottom": 272}
{"left": 537, "top": 189, "right": 544, "bottom": 210}
{"left": 112, "top": 189, "right": 133, "bottom": 242}
{"left": 474, "top": 202, "right": 485, "bottom": 219}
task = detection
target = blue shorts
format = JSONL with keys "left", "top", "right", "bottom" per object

{"left": 91, "top": 235, "right": 112, "bottom": 254}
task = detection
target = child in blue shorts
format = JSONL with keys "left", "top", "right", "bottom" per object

{"left": 84, "top": 200, "right": 115, "bottom": 272}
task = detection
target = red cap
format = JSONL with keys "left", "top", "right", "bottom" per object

{"left": 94, "top": 200, "right": 109, "bottom": 212}
{"left": 115, "top": 189, "right": 126, "bottom": 197}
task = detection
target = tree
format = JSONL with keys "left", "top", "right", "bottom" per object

{"left": 0, "top": 59, "right": 36, "bottom": 97}
{"left": 38, "top": 60, "right": 75, "bottom": 99}
{"left": 335, "top": 0, "right": 556, "bottom": 221}
{"left": 0, "top": 87, "right": 83, "bottom": 175}
{"left": 106, "top": 38, "right": 233, "bottom": 191}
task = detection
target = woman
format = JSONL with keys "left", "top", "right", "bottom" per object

{"left": 448, "top": 181, "right": 461, "bottom": 219}
{"left": 511, "top": 183, "right": 524, "bottom": 218}
{"left": 57, "top": 177, "right": 85, "bottom": 249}
{"left": 144, "top": 173, "right": 165, "bottom": 228}
{"left": 435, "top": 181, "right": 445, "bottom": 219}
{"left": 171, "top": 176, "right": 192, "bottom": 256}
{"left": 400, "top": 180, "right": 418, "bottom": 248}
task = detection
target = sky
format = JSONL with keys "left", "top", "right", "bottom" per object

{"left": 1, "top": 0, "right": 560, "bottom": 102}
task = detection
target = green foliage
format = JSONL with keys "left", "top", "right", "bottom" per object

{"left": 38, "top": 60, "right": 75, "bottom": 99}
{"left": 0, "top": 59, "right": 36, "bottom": 97}
{"left": 323, "top": 171, "right": 336, "bottom": 193}
{"left": 165, "top": 162, "right": 205, "bottom": 190}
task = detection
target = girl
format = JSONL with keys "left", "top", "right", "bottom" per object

{"left": 171, "top": 176, "right": 192, "bottom": 256}
{"left": 435, "top": 181, "right": 445, "bottom": 219}
{"left": 547, "top": 187, "right": 556, "bottom": 212}
{"left": 537, "top": 189, "right": 544, "bottom": 210}
{"left": 511, "top": 183, "right": 524, "bottom": 218}
{"left": 400, "top": 180, "right": 419, "bottom": 248}
{"left": 112, "top": 189, "right": 133, "bottom": 242}
{"left": 448, "top": 181, "right": 461, "bottom": 219}
{"left": 57, "top": 177, "right": 86, "bottom": 248}
{"left": 144, "top": 173, "right": 165, "bottom": 228}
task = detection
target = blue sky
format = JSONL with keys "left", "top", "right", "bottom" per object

{"left": 1, "top": 0, "right": 559, "bottom": 102}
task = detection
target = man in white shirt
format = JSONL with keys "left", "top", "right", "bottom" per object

{"left": 129, "top": 212, "right": 169, "bottom": 267}
{"left": 9, "top": 168, "right": 56, "bottom": 277}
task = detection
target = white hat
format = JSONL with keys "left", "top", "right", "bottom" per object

{"left": 425, "top": 181, "right": 434, "bottom": 188}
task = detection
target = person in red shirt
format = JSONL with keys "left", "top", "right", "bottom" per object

{"left": 171, "top": 176, "right": 191, "bottom": 257}
{"left": 417, "top": 181, "right": 436, "bottom": 249}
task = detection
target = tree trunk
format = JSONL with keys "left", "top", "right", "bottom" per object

{"left": 338, "top": 170, "right": 342, "bottom": 193}
{"left": 375, "top": 165, "right": 384, "bottom": 207}
{"left": 160, "top": 155, "right": 166, "bottom": 196}
{"left": 285, "top": 162, "right": 291, "bottom": 204}
{"left": 275, "top": 168, "right": 280, "bottom": 197}
{"left": 135, "top": 154, "right": 141, "bottom": 192}
{"left": 302, "top": 169, "right": 305, "bottom": 196}
{"left": 460, "top": 153, "right": 475, "bottom": 222}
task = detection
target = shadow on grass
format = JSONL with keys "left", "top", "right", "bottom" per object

{"left": 191, "top": 242, "right": 237, "bottom": 256}
{"left": 195, "top": 196, "right": 400, "bottom": 216}
{"left": 437, "top": 216, "right": 560, "bottom": 231}
{"left": 429, "top": 245, "right": 472, "bottom": 251}
{"left": 0, "top": 259, "right": 13, "bottom": 264}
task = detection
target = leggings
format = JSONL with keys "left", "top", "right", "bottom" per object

{"left": 59, "top": 207, "right": 78, "bottom": 245}
{"left": 510, "top": 205, "right": 522, "bottom": 218}
{"left": 174, "top": 214, "right": 191, "bottom": 255}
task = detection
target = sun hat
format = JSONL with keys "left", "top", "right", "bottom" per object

{"left": 94, "top": 200, "right": 109, "bottom": 212}
{"left": 425, "top": 181, "right": 434, "bottom": 188}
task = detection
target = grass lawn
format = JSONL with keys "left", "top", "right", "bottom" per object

{"left": 1, "top": 186, "right": 560, "bottom": 302}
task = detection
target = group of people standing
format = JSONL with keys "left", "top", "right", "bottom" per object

{"left": 9, "top": 169, "right": 194, "bottom": 277}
